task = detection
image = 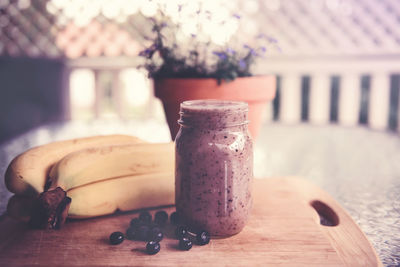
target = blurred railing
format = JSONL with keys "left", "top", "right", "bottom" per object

{"left": 67, "top": 56, "right": 400, "bottom": 132}
{"left": 67, "top": 57, "right": 163, "bottom": 122}
{"left": 259, "top": 56, "right": 400, "bottom": 131}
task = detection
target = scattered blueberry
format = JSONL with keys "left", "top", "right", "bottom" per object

{"left": 154, "top": 211, "right": 168, "bottom": 225}
{"left": 150, "top": 227, "right": 164, "bottom": 242}
{"left": 155, "top": 232, "right": 164, "bottom": 242}
{"left": 109, "top": 231, "right": 124, "bottom": 245}
{"left": 130, "top": 218, "right": 141, "bottom": 229}
{"left": 196, "top": 230, "right": 210, "bottom": 245}
{"left": 126, "top": 227, "right": 137, "bottom": 240}
{"left": 139, "top": 211, "right": 152, "bottom": 224}
{"left": 170, "top": 212, "right": 180, "bottom": 225}
{"left": 175, "top": 226, "right": 188, "bottom": 239}
{"left": 136, "top": 225, "right": 150, "bottom": 241}
{"left": 110, "top": 210, "right": 210, "bottom": 253}
{"left": 179, "top": 237, "right": 192, "bottom": 251}
{"left": 146, "top": 241, "right": 161, "bottom": 255}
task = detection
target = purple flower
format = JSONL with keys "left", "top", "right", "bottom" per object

{"left": 243, "top": 44, "right": 257, "bottom": 55}
{"left": 226, "top": 48, "right": 236, "bottom": 54}
{"left": 239, "top": 59, "right": 246, "bottom": 69}
{"left": 139, "top": 43, "right": 159, "bottom": 59}
{"left": 212, "top": 51, "right": 227, "bottom": 60}
{"left": 136, "top": 6, "right": 279, "bottom": 82}
{"left": 256, "top": 34, "right": 278, "bottom": 43}
{"left": 267, "top": 36, "right": 278, "bottom": 43}
{"left": 233, "top": 14, "right": 241, "bottom": 19}
{"left": 139, "top": 48, "right": 153, "bottom": 58}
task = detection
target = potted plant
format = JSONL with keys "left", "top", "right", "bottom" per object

{"left": 137, "top": 4, "right": 278, "bottom": 140}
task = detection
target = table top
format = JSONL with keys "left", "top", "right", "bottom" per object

{"left": 0, "top": 120, "right": 399, "bottom": 266}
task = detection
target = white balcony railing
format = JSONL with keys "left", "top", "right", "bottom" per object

{"left": 259, "top": 55, "right": 400, "bottom": 131}
{"left": 67, "top": 56, "right": 400, "bottom": 132}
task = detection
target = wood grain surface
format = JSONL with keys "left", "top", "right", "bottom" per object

{"left": 0, "top": 177, "right": 381, "bottom": 267}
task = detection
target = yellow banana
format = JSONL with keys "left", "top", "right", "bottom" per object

{"left": 5, "top": 135, "right": 143, "bottom": 196}
{"left": 48, "top": 142, "right": 174, "bottom": 191}
{"left": 7, "top": 172, "right": 174, "bottom": 220}
{"left": 67, "top": 172, "right": 174, "bottom": 218}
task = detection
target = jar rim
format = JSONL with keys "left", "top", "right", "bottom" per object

{"left": 180, "top": 100, "right": 248, "bottom": 114}
{"left": 178, "top": 100, "right": 249, "bottom": 128}
{"left": 177, "top": 119, "right": 249, "bottom": 128}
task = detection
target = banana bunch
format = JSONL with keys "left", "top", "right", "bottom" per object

{"left": 5, "top": 135, "right": 175, "bottom": 221}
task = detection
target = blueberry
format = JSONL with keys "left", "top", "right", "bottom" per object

{"left": 126, "top": 227, "right": 137, "bottom": 240}
{"left": 109, "top": 231, "right": 124, "bottom": 245}
{"left": 150, "top": 227, "right": 163, "bottom": 242}
{"left": 130, "top": 218, "right": 141, "bottom": 229}
{"left": 146, "top": 241, "right": 160, "bottom": 255}
{"left": 154, "top": 211, "right": 168, "bottom": 225}
{"left": 196, "top": 230, "right": 210, "bottom": 245}
{"left": 175, "top": 226, "right": 188, "bottom": 239}
{"left": 170, "top": 212, "right": 180, "bottom": 225}
{"left": 178, "top": 237, "right": 192, "bottom": 251}
{"left": 151, "top": 231, "right": 163, "bottom": 242}
{"left": 136, "top": 225, "right": 150, "bottom": 241}
{"left": 139, "top": 211, "right": 152, "bottom": 224}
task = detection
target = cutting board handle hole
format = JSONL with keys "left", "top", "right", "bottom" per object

{"left": 310, "top": 200, "right": 339, "bottom": 227}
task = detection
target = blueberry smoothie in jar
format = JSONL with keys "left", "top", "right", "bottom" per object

{"left": 175, "top": 100, "right": 253, "bottom": 237}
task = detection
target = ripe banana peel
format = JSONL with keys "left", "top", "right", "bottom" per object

{"left": 5, "top": 135, "right": 143, "bottom": 196}
{"left": 48, "top": 143, "right": 174, "bottom": 191}
{"left": 7, "top": 172, "right": 175, "bottom": 220}
{"left": 6, "top": 139, "right": 176, "bottom": 221}
{"left": 67, "top": 172, "right": 174, "bottom": 218}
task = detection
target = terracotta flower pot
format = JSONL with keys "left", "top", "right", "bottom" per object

{"left": 154, "top": 75, "right": 276, "bottom": 140}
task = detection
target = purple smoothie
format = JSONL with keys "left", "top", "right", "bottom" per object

{"left": 175, "top": 100, "right": 253, "bottom": 237}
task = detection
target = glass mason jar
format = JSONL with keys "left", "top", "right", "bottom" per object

{"left": 175, "top": 100, "right": 253, "bottom": 237}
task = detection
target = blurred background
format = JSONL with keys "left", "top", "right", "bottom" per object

{"left": 0, "top": 0, "right": 399, "bottom": 144}
{"left": 1, "top": 2, "right": 400, "bottom": 264}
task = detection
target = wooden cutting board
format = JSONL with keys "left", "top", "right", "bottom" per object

{"left": 0, "top": 177, "right": 381, "bottom": 267}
